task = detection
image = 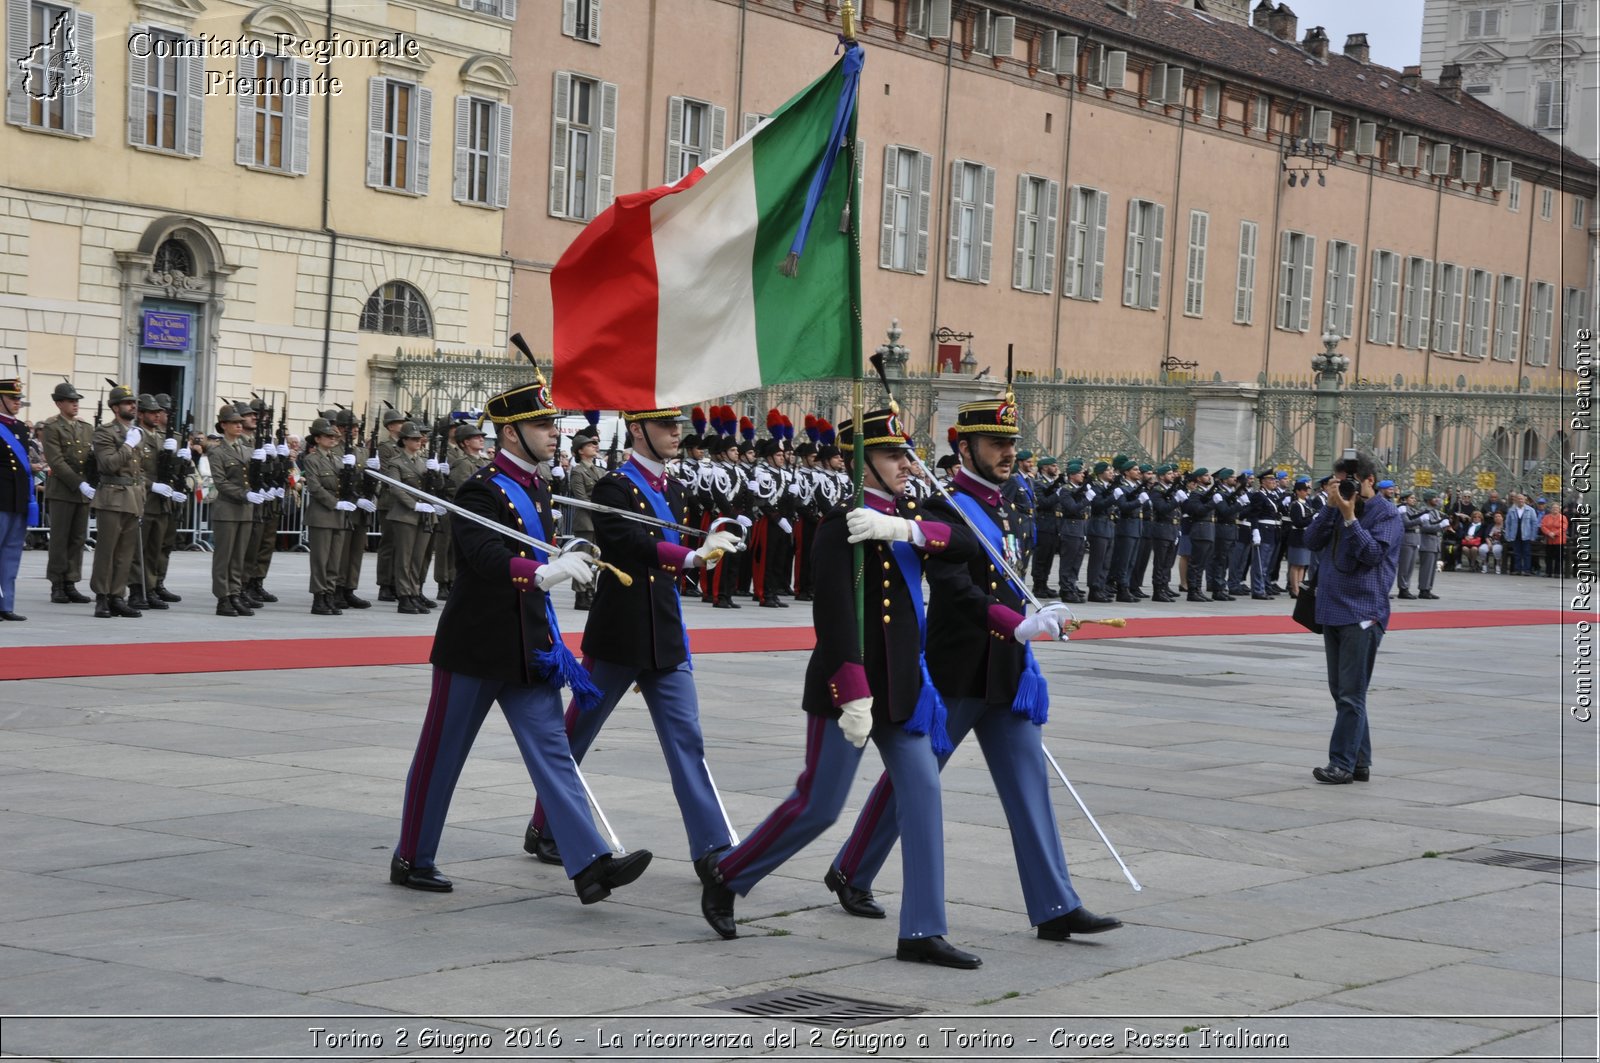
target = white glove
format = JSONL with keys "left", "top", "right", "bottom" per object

{"left": 336, "top": 500, "right": 357, "bottom": 512}
{"left": 252, "top": 448, "right": 266, "bottom": 462}
{"left": 274, "top": 486, "right": 286, "bottom": 500}
{"left": 163, "top": 436, "right": 177, "bottom": 452}
{"left": 550, "top": 507, "right": 562, "bottom": 521}
{"left": 342, "top": 453, "right": 356, "bottom": 467}
{"left": 124, "top": 427, "right": 143, "bottom": 448}
{"left": 365, "top": 456, "right": 380, "bottom": 470}
{"left": 787, "top": 482, "right": 801, "bottom": 497}
{"left": 1251, "top": 529, "right": 1262, "bottom": 545}
{"left": 151, "top": 482, "right": 174, "bottom": 498}
{"left": 356, "top": 497, "right": 377, "bottom": 513}
{"left": 837, "top": 697, "right": 873, "bottom": 748}
{"left": 78, "top": 482, "right": 96, "bottom": 499}
{"left": 1212, "top": 493, "right": 1223, "bottom": 504}
{"left": 246, "top": 491, "right": 265, "bottom": 505}
{"left": 413, "top": 501, "right": 434, "bottom": 514}
{"left": 178, "top": 449, "right": 192, "bottom": 462}
{"left": 735, "top": 515, "right": 753, "bottom": 530}
{"left": 534, "top": 551, "right": 595, "bottom": 591}
{"left": 1014, "top": 603, "right": 1073, "bottom": 643}
{"left": 1174, "top": 489, "right": 1188, "bottom": 502}
{"left": 1112, "top": 487, "right": 1124, "bottom": 499}
{"left": 1084, "top": 487, "right": 1097, "bottom": 502}
{"left": 777, "top": 517, "right": 793, "bottom": 535}
{"left": 693, "top": 529, "right": 744, "bottom": 569}
{"left": 846, "top": 508, "right": 913, "bottom": 543}
{"left": 426, "top": 458, "right": 441, "bottom": 472}
{"left": 1138, "top": 491, "right": 1150, "bottom": 503}
{"left": 279, "top": 443, "right": 291, "bottom": 457}
{"left": 549, "top": 464, "right": 565, "bottom": 479}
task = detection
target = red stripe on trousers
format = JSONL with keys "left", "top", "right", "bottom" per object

{"left": 398, "top": 666, "right": 454, "bottom": 862}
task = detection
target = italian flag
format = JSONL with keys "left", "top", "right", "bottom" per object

{"left": 551, "top": 48, "right": 862, "bottom": 409}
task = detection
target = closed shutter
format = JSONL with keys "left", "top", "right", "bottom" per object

{"left": 1185, "top": 210, "right": 1207, "bottom": 316}
{"left": 127, "top": 23, "right": 148, "bottom": 145}
{"left": 665, "top": 95, "right": 683, "bottom": 183}
{"left": 183, "top": 48, "right": 204, "bottom": 156}
{"left": 1492, "top": 159, "right": 1512, "bottom": 190}
{"left": 1038, "top": 29, "right": 1056, "bottom": 73}
{"left": 4, "top": 0, "right": 28, "bottom": 127}
{"left": 561, "top": 0, "right": 576, "bottom": 36}
{"left": 1063, "top": 188, "right": 1084, "bottom": 298}
{"left": 1105, "top": 50, "right": 1126, "bottom": 90}
{"left": 595, "top": 81, "right": 616, "bottom": 211}
{"left": 73, "top": 8, "right": 94, "bottom": 136}
{"left": 1385, "top": 256, "right": 1400, "bottom": 344}
{"left": 452, "top": 96, "right": 471, "bottom": 202}
{"left": 1355, "top": 121, "right": 1376, "bottom": 156}
{"left": 413, "top": 86, "right": 432, "bottom": 194}
{"left": 946, "top": 160, "right": 962, "bottom": 279}
{"left": 1417, "top": 260, "right": 1432, "bottom": 350}
{"left": 1149, "top": 203, "right": 1165, "bottom": 309}
{"left": 1450, "top": 269, "right": 1464, "bottom": 352}
{"left": 1399, "top": 134, "right": 1418, "bottom": 168}
{"left": 710, "top": 104, "right": 725, "bottom": 155}
{"left": 1508, "top": 278, "right": 1523, "bottom": 360}
{"left": 1091, "top": 190, "right": 1107, "bottom": 300}
{"left": 366, "top": 76, "right": 387, "bottom": 188}
{"left": 1058, "top": 35, "right": 1078, "bottom": 78}
{"left": 548, "top": 71, "right": 570, "bottom": 215}
{"left": 493, "top": 102, "right": 513, "bottom": 208}
{"left": 1124, "top": 200, "right": 1141, "bottom": 307}
{"left": 1041, "top": 179, "right": 1058, "bottom": 295}
{"left": 928, "top": 0, "right": 951, "bottom": 39}
{"left": 914, "top": 150, "right": 931, "bottom": 274}
{"left": 992, "top": 16, "right": 1014, "bottom": 58}
{"left": 1149, "top": 65, "right": 1166, "bottom": 104}
{"left": 1167, "top": 67, "right": 1184, "bottom": 105}
{"left": 978, "top": 163, "right": 995, "bottom": 284}
{"left": 1368, "top": 251, "right": 1384, "bottom": 340}
{"left": 1310, "top": 108, "right": 1331, "bottom": 144}
{"left": 1461, "top": 151, "right": 1482, "bottom": 184}
{"left": 743, "top": 112, "right": 762, "bottom": 135}
{"left": 1296, "top": 235, "right": 1315, "bottom": 331}
{"left": 1012, "top": 174, "right": 1029, "bottom": 289}
{"left": 1433, "top": 266, "right": 1452, "bottom": 351}
{"left": 501, "top": 0, "right": 518, "bottom": 19}
{"left": 586, "top": 0, "right": 600, "bottom": 41}
{"left": 1341, "top": 245, "right": 1357, "bottom": 336}
{"left": 1431, "top": 143, "right": 1451, "bottom": 176}
{"left": 289, "top": 58, "right": 311, "bottom": 174}
{"left": 1277, "top": 231, "right": 1295, "bottom": 328}
{"left": 1234, "top": 221, "right": 1256, "bottom": 324}
{"left": 235, "top": 60, "right": 255, "bottom": 165}
{"left": 880, "top": 145, "right": 897, "bottom": 269}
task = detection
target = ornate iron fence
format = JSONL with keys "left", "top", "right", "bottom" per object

{"left": 1010, "top": 373, "right": 1198, "bottom": 467}
{"left": 391, "top": 346, "right": 546, "bottom": 420}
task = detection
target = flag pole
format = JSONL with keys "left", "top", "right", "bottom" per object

{"left": 840, "top": 0, "right": 866, "bottom": 659}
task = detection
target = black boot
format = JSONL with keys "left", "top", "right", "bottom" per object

{"left": 231, "top": 595, "right": 256, "bottom": 617}
{"left": 127, "top": 584, "right": 150, "bottom": 610}
{"left": 436, "top": 581, "right": 452, "bottom": 599}
{"left": 154, "top": 583, "right": 182, "bottom": 603}
{"left": 251, "top": 580, "right": 279, "bottom": 604}
{"left": 139, "top": 584, "right": 168, "bottom": 610}
{"left": 63, "top": 582, "right": 91, "bottom": 603}
{"left": 340, "top": 588, "right": 372, "bottom": 609}
{"left": 94, "top": 594, "right": 112, "bottom": 618}
{"left": 108, "top": 595, "right": 142, "bottom": 618}
{"left": 378, "top": 585, "right": 397, "bottom": 602}
{"left": 50, "top": 582, "right": 70, "bottom": 604}
{"left": 311, "top": 593, "right": 337, "bottom": 616}
{"left": 216, "top": 597, "right": 240, "bottom": 617}
{"left": 399, "top": 596, "right": 424, "bottom": 615}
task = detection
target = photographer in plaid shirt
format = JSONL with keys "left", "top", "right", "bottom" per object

{"left": 1302, "top": 451, "right": 1403, "bottom": 785}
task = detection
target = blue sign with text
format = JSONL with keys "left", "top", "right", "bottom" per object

{"left": 143, "top": 310, "right": 191, "bottom": 351}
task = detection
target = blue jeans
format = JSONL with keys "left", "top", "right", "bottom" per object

{"left": 1323, "top": 622, "right": 1382, "bottom": 772}
{"left": 1509, "top": 538, "right": 1533, "bottom": 574}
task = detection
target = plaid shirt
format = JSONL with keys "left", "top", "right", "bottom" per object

{"left": 1304, "top": 493, "right": 1403, "bottom": 629}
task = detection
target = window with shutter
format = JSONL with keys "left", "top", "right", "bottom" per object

{"left": 1323, "top": 241, "right": 1357, "bottom": 338}
{"left": 1203, "top": 81, "right": 1220, "bottom": 117}
{"left": 991, "top": 15, "right": 1014, "bottom": 58}
{"left": 1037, "top": 29, "right": 1056, "bottom": 73}
{"left": 1461, "top": 152, "right": 1482, "bottom": 185}
{"left": 1234, "top": 220, "right": 1257, "bottom": 325}
{"left": 1491, "top": 159, "right": 1511, "bottom": 191}
{"left": 1166, "top": 68, "right": 1184, "bottom": 106}
{"left": 1433, "top": 263, "right": 1462, "bottom": 352}
{"left": 11, "top": 0, "right": 94, "bottom": 135}
{"left": 1276, "top": 231, "right": 1314, "bottom": 332}
{"left": 948, "top": 160, "right": 985, "bottom": 282}
{"left": 1492, "top": 275, "right": 1522, "bottom": 361}
{"left": 1148, "top": 64, "right": 1165, "bottom": 104}
{"left": 412, "top": 86, "right": 432, "bottom": 194}
{"left": 1310, "top": 108, "right": 1332, "bottom": 144}
{"left": 1400, "top": 256, "right": 1432, "bottom": 349}
{"left": 1105, "top": 50, "right": 1127, "bottom": 90}
{"left": 905, "top": 0, "right": 931, "bottom": 37}
{"left": 551, "top": 71, "right": 603, "bottom": 219}
{"left": 978, "top": 164, "right": 995, "bottom": 284}
{"left": 915, "top": 151, "right": 932, "bottom": 274}
{"left": 927, "top": 0, "right": 951, "bottom": 38}
{"left": 130, "top": 26, "right": 191, "bottom": 152}
{"left": 237, "top": 53, "right": 305, "bottom": 171}
{"left": 562, "top": 0, "right": 599, "bottom": 41}
{"left": 1355, "top": 121, "right": 1376, "bottom": 156}
{"left": 665, "top": 97, "right": 720, "bottom": 182}
{"left": 1253, "top": 95, "right": 1269, "bottom": 131}
{"left": 882, "top": 145, "right": 925, "bottom": 273}
{"left": 1012, "top": 174, "right": 1050, "bottom": 293}
{"left": 970, "top": 8, "right": 992, "bottom": 55}
{"left": 1574, "top": 198, "right": 1588, "bottom": 230}
{"left": 1368, "top": 251, "right": 1401, "bottom": 345}
{"left": 1057, "top": 35, "right": 1078, "bottom": 78}
{"left": 742, "top": 112, "right": 765, "bottom": 136}
{"left": 1463, "top": 269, "right": 1492, "bottom": 357}
{"left": 1526, "top": 282, "right": 1554, "bottom": 366}
{"left": 1541, "top": 187, "right": 1554, "bottom": 220}
{"left": 454, "top": 96, "right": 499, "bottom": 206}
{"left": 1399, "top": 134, "right": 1418, "bottom": 168}
{"left": 1184, "top": 210, "right": 1208, "bottom": 317}
{"left": 1508, "top": 177, "right": 1522, "bottom": 211}
{"left": 595, "top": 80, "right": 616, "bottom": 212}
{"left": 1123, "top": 199, "right": 1163, "bottom": 310}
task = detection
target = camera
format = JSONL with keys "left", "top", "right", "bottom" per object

{"left": 1338, "top": 479, "right": 1358, "bottom": 500}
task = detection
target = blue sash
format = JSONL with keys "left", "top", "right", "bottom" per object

{"left": 619, "top": 461, "right": 691, "bottom": 670}
{"left": 0, "top": 420, "right": 38, "bottom": 527}
{"left": 949, "top": 490, "right": 1049, "bottom": 724}
{"left": 491, "top": 472, "right": 601, "bottom": 708}
{"left": 888, "top": 538, "right": 951, "bottom": 755}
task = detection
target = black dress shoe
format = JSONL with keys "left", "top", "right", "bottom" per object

{"left": 794, "top": 592, "right": 813, "bottom": 602}
{"left": 1397, "top": 591, "right": 1417, "bottom": 600}
{"left": 1353, "top": 765, "right": 1371, "bottom": 782}
{"left": 1188, "top": 592, "right": 1207, "bottom": 602}
{"left": 251, "top": 582, "right": 279, "bottom": 603}
{"left": 1087, "top": 592, "right": 1113, "bottom": 603}
{"left": 417, "top": 595, "right": 438, "bottom": 609}
{"left": 700, "top": 872, "right": 738, "bottom": 939}
{"left": 522, "top": 823, "right": 562, "bottom": 866}
{"left": 1131, "top": 589, "right": 1148, "bottom": 599}
{"left": 63, "top": 582, "right": 91, "bottom": 603}
{"left": 0, "top": 610, "right": 26, "bottom": 621}
{"left": 389, "top": 855, "right": 453, "bottom": 892}
{"left": 140, "top": 589, "right": 169, "bottom": 610}
{"left": 759, "top": 598, "right": 788, "bottom": 608}
{"left": 154, "top": 583, "right": 182, "bottom": 602}
{"left": 1063, "top": 592, "right": 1086, "bottom": 604}
{"left": 1312, "top": 764, "right": 1355, "bottom": 784}
{"left": 1036, "top": 907, "right": 1124, "bottom": 940}
{"left": 1211, "top": 593, "right": 1235, "bottom": 602}
{"left": 1251, "top": 593, "right": 1272, "bottom": 600}
{"left": 1419, "top": 591, "right": 1439, "bottom": 600}
{"left": 824, "top": 866, "right": 885, "bottom": 919}
{"left": 1152, "top": 592, "right": 1178, "bottom": 603}
{"left": 896, "top": 936, "right": 981, "bottom": 969}
{"left": 573, "top": 849, "right": 653, "bottom": 905}
{"left": 340, "top": 589, "right": 372, "bottom": 609}
{"left": 1115, "top": 590, "right": 1136, "bottom": 603}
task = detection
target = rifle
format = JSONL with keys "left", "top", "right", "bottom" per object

{"left": 608, "top": 416, "right": 623, "bottom": 471}
{"left": 363, "top": 410, "right": 381, "bottom": 500}
{"left": 338, "top": 410, "right": 358, "bottom": 505}
{"left": 274, "top": 403, "right": 288, "bottom": 494}
{"left": 85, "top": 399, "right": 103, "bottom": 488}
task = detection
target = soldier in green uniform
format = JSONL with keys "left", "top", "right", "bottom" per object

{"left": 386, "top": 422, "right": 436, "bottom": 614}
{"left": 209, "top": 405, "right": 258, "bottom": 617}
{"left": 435, "top": 422, "right": 492, "bottom": 599}
{"left": 241, "top": 398, "right": 283, "bottom": 604}
{"left": 152, "top": 393, "right": 186, "bottom": 603}
{"left": 127, "top": 394, "right": 171, "bottom": 611}
{"left": 430, "top": 422, "right": 460, "bottom": 600}
{"left": 39, "top": 381, "right": 94, "bottom": 604}
{"left": 301, "top": 417, "right": 353, "bottom": 616}
{"left": 565, "top": 430, "right": 606, "bottom": 609}
{"left": 335, "top": 409, "right": 375, "bottom": 609}
{"left": 374, "top": 407, "right": 408, "bottom": 601}
{"left": 89, "top": 384, "right": 146, "bottom": 618}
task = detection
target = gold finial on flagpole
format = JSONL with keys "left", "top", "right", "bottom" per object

{"left": 840, "top": 0, "right": 857, "bottom": 41}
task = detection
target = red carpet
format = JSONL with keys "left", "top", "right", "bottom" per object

{"left": 0, "top": 609, "right": 1578, "bottom": 681}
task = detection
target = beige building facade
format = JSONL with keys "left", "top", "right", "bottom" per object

{"left": 3, "top": 0, "right": 516, "bottom": 427}
{"left": 509, "top": 0, "right": 1596, "bottom": 397}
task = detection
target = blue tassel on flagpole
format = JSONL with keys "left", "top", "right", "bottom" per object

{"left": 1012, "top": 648, "right": 1049, "bottom": 725}
{"left": 780, "top": 42, "right": 865, "bottom": 276}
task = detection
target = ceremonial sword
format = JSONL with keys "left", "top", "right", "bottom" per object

{"left": 554, "top": 490, "right": 748, "bottom": 546}
{"left": 363, "top": 468, "right": 633, "bottom": 587}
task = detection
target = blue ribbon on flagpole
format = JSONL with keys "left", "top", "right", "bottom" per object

{"left": 782, "top": 41, "right": 864, "bottom": 275}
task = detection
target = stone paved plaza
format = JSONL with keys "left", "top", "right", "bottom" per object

{"left": 0, "top": 548, "right": 1595, "bottom": 1061}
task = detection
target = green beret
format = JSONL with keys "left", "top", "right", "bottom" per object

{"left": 1139, "top": 463, "right": 1153, "bottom": 473}
{"left": 1191, "top": 467, "right": 1208, "bottom": 477}
{"left": 1111, "top": 454, "right": 1131, "bottom": 471}
{"left": 1422, "top": 489, "right": 1438, "bottom": 502}
{"left": 1215, "top": 467, "right": 1234, "bottom": 479}
{"left": 1155, "top": 464, "right": 1173, "bottom": 475}
{"left": 1017, "top": 449, "right": 1034, "bottom": 462}
{"left": 1064, "top": 460, "right": 1083, "bottom": 474}
{"left": 1092, "top": 460, "right": 1110, "bottom": 475}
{"left": 1038, "top": 455, "right": 1057, "bottom": 466}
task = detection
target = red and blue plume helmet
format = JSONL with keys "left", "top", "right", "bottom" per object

{"left": 739, "top": 415, "right": 755, "bottom": 442}
{"left": 691, "top": 406, "right": 707, "bottom": 435}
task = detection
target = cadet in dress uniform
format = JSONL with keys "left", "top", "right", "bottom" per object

{"left": 522, "top": 407, "right": 743, "bottom": 873}
{"left": 127, "top": 395, "right": 172, "bottom": 611}
{"left": 700, "top": 408, "right": 985, "bottom": 969}
{"left": 1284, "top": 477, "right": 1315, "bottom": 597}
{"left": 374, "top": 407, "right": 408, "bottom": 601}
{"left": 1055, "top": 460, "right": 1088, "bottom": 603}
{"left": 208, "top": 406, "right": 258, "bottom": 616}
{"left": 391, "top": 374, "right": 653, "bottom": 902}
{"left": 302, "top": 418, "right": 353, "bottom": 616}
{"left": 1146, "top": 464, "right": 1183, "bottom": 602}
{"left": 88, "top": 385, "right": 147, "bottom": 618}
{"left": 1129, "top": 464, "right": 1156, "bottom": 597}
{"left": 40, "top": 381, "right": 94, "bottom": 604}
{"left": 1181, "top": 468, "right": 1218, "bottom": 602}
{"left": 386, "top": 423, "right": 436, "bottom": 614}
{"left": 822, "top": 396, "right": 1123, "bottom": 945}
{"left": 334, "top": 409, "right": 375, "bottom": 609}
{"left": 1084, "top": 460, "right": 1117, "bottom": 602}
{"left": 0, "top": 377, "right": 35, "bottom": 620}
{"left": 1030, "top": 456, "right": 1061, "bottom": 598}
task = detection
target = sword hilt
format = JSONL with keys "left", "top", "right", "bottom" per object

{"left": 1067, "top": 617, "right": 1128, "bottom": 633}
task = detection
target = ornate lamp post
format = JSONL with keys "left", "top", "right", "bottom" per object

{"left": 1311, "top": 330, "right": 1350, "bottom": 474}
{"left": 875, "top": 319, "right": 910, "bottom": 380}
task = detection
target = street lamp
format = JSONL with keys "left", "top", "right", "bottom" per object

{"left": 875, "top": 319, "right": 910, "bottom": 379}
{"left": 1311, "top": 330, "right": 1350, "bottom": 377}
{"left": 1311, "top": 330, "right": 1349, "bottom": 474}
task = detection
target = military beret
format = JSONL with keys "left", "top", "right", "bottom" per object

{"left": 1138, "top": 463, "right": 1153, "bottom": 473}
{"left": 1154, "top": 463, "right": 1173, "bottom": 475}
{"left": 1017, "top": 449, "right": 1034, "bottom": 462}
{"left": 1191, "top": 467, "right": 1208, "bottom": 477}
{"left": 1038, "top": 454, "right": 1057, "bottom": 466}
{"left": 1377, "top": 479, "right": 1395, "bottom": 489}
{"left": 1092, "top": 460, "right": 1110, "bottom": 475}
{"left": 1215, "top": 468, "right": 1234, "bottom": 479}
{"left": 1111, "top": 453, "right": 1130, "bottom": 469}
{"left": 1294, "top": 475, "right": 1311, "bottom": 485}
{"left": 1422, "top": 489, "right": 1438, "bottom": 502}
{"left": 1064, "top": 460, "right": 1083, "bottom": 474}
{"left": 1317, "top": 475, "right": 1332, "bottom": 487}
{"left": 1293, "top": 478, "right": 1311, "bottom": 490}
